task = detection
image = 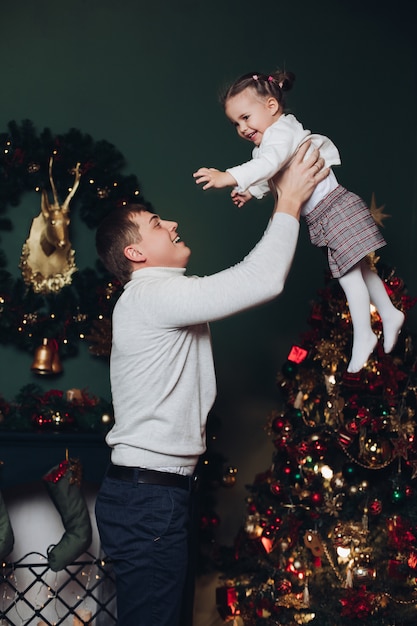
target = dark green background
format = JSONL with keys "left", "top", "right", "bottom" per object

{"left": 1, "top": 0, "right": 416, "bottom": 541}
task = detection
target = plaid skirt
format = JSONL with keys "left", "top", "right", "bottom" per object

{"left": 304, "top": 185, "right": 386, "bottom": 278}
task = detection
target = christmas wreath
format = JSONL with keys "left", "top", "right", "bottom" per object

{"left": 0, "top": 120, "right": 150, "bottom": 359}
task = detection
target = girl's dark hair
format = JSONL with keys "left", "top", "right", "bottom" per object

{"left": 96, "top": 203, "right": 148, "bottom": 285}
{"left": 221, "top": 69, "right": 295, "bottom": 109}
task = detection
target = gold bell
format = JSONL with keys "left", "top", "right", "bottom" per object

{"left": 51, "top": 348, "right": 63, "bottom": 374}
{"left": 31, "top": 338, "right": 63, "bottom": 375}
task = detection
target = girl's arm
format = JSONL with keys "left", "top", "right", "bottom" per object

{"left": 153, "top": 144, "right": 328, "bottom": 326}
{"left": 193, "top": 122, "right": 300, "bottom": 193}
{"left": 226, "top": 123, "right": 300, "bottom": 192}
{"left": 192, "top": 167, "right": 237, "bottom": 190}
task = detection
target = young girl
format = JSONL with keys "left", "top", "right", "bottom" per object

{"left": 193, "top": 69, "right": 404, "bottom": 373}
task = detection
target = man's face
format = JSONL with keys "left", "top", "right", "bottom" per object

{"left": 129, "top": 211, "right": 191, "bottom": 268}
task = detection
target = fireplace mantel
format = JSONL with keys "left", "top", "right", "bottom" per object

{"left": 0, "top": 431, "right": 110, "bottom": 488}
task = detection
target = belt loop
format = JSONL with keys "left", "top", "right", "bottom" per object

{"left": 132, "top": 467, "right": 140, "bottom": 487}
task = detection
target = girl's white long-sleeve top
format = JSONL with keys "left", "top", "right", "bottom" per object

{"left": 227, "top": 113, "right": 341, "bottom": 207}
{"left": 107, "top": 212, "right": 299, "bottom": 472}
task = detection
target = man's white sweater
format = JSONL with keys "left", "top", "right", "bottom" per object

{"left": 107, "top": 212, "right": 299, "bottom": 473}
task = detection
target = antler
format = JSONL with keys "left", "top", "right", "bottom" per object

{"left": 47, "top": 156, "right": 82, "bottom": 212}
{"left": 47, "top": 156, "right": 60, "bottom": 207}
{"left": 62, "top": 162, "right": 82, "bottom": 212}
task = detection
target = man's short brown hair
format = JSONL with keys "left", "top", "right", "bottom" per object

{"left": 96, "top": 204, "right": 149, "bottom": 285}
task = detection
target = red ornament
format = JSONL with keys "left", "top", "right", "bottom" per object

{"left": 408, "top": 552, "right": 417, "bottom": 570}
{"left": 216, "top": 586, "right": 238, "bottom": 620}
{"left": 388, "top": 558, "right": 408, "bottom": 580}
{"left": 32, "top": 412, "right": 52, "bottom": 428}
{"left": 262, "top": 526, "right": 274, "bottom": 538}
{"left": 340, "top": 587, "right": 376, "bottom": 619}
{"left": 273, "top": 437, "right": 288, "bottom": 451}
{"left": 369, "top": 498, "right": 382, "bottom": 516}
{"left": 311, "top": 439, "right": 326, "bottom": 458}
{"left": 345, "top": 419, "right": 360, "bottom": 434}
{"left": 338, "top": 431, "right": 355, "bottom": 447}
{"left": 275, "top": 578, "right": 292, "bottom": 595}
{"left": 210, "top": 513, "right": 220, "bottom": 528}
{"left": 287, "top": 345, "right": 308, "bottom": 364}
{"left": 310, "top": 491, "right": 324, "bottom": 507}
{"left": 200, "top": 514, "right": 208, "bottom": 529}
{"left": 270, "top": 481, "right": 284, "bottom": 497}
{"left": 272, "top": 417, "right": 285, "bottom": 433}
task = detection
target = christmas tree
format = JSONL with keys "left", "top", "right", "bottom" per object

{"left": 216, "top": 257, "right": 417, "bottom": 625}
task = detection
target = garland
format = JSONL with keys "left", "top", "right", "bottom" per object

{"left": 0, "top": 384, "right": 113, "bottom": 433}
{"left": 0, "top": 120, "right": 150, "bottom": 358}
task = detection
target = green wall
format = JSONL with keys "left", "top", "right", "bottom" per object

{"left": 1, "top": 0, "right": 416, "bottom": 541}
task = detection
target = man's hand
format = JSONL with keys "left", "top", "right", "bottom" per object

{"left": 271, "top": 141, "right": 329, "bottom": 219}
{"left": 193, "top": 167, "right": 237, "bottom": 190}
{"left": 231, "top": 189, "right": 253, "bottom": 208}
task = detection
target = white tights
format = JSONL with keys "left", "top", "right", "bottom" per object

{"left": 338, "top": 260, "right": 404, "bottom": 373}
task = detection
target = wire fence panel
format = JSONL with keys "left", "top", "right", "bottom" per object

{"left": 1, "top": 553, "right": 116, "bottom": 625}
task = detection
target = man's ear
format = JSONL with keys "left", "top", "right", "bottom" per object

{"left": 124, "top": 244, "right": 146, "bottom": 264}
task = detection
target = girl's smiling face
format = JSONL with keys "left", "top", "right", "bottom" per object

{"left": 225, "top": 88, "right": 280, "bottom": 146}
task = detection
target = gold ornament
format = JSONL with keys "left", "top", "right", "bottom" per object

{"left": 244, "top": 514, "right": 263, "bottom": 539}
{"left": 369, "top": 192, "right": 391, "bottom": 227}
{"left": 101, "top": 412, "right": 113, "bottom": 426}
{"left": 314, "top": 332, "right": 348, "bottom": 371}
{"left": 360, "top": 435, "right": 392, "bottom": 466}
{"left": 330, "top": 472, "right": 346, "bottom": 491}
{"left": 86, "top": 317, "right": 112, "bottom": 357}
{"left": 332, "top": 521, "right": 368, "bottom": 548}
{"left": 27, "top": 162, "right": 40, "bottom": 173}
{"left": 31, "top": 338, "right": 63, "bottom": 375}
{"left": 364, "top": 251, "right": 381, "bottom": 273}
{"left": 222, "top": 466, "right": 238, "bottom": 487}
{"left": 51, "top": 410, "right": 65, "bottom": 427}
{"left": 97, "top": 186, "right": 110, "bottom": 198}
{"left": 352, "top": 551, "right": 376, "bottom": 585}
{"left": 294, "top": 613, "right": 316, "bottom": 624}
{"left": 20, "top": 157, "right": 81, "bottom": 294}
{"left": 323, "top": 493, "right": 344, "bottom": 517}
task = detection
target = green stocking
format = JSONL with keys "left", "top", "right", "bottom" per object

{"left": 43, "top": 458, "right": 92, "bottom": 571}
{"left": 0, "top": 490, "right": 14, "bottom": 560}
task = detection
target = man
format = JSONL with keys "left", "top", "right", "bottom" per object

{"left": 95, "top": 142, "right": 327, "bottom": 625}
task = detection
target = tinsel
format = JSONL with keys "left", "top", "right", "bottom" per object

{"left": 43, "top": 458, "right": 82, "bottom": 486}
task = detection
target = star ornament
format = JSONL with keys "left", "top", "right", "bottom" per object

{"left": 391, "top": 435, "right": 410, "bottom": 460}
{"left": 370, "top": 192, "right": 391, "bottom": 227}
{"left": 409, "top": 460, "right": 417, "bottom": 480}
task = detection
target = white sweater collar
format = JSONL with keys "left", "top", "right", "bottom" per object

{"left": 128, "top": 266, "right": 186, "bottom": 284}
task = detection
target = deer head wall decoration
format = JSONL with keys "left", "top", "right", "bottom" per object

{"left": 20, "top": 157, "right": 82, "bottom": 294}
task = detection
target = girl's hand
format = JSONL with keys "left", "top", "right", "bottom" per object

{"left": 231, "top": 189, "right": 252, "bottom": 208}
{"left": 193, "top": 167, "right": 237, "bottom": 190}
